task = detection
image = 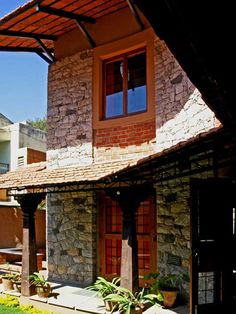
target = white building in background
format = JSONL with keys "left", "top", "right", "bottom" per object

{"left": 0, "top": 113, "right": 46, "bottom": 205}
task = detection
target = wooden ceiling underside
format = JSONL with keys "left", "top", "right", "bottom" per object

{"left": 0, "top": 0, "right": 127, "bottom": 53}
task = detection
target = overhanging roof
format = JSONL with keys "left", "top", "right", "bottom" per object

{"left": 0, "top": 159, "right": 140, "bottom": 191}
{"left": 134, "top": 0, "right": 235, "bottom": 127}
{"left": 0, "top": 0, "right": 128, "bottom": 59}
{"left": 2, "top": 125, "right": 235, "bottom": 194}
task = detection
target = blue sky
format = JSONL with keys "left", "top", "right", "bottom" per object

{"left": 0, "top": 1, "right": 48, "bottom": 123}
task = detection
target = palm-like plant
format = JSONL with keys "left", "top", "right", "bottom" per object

{"left": 104, "top": 287, "right": 160, "bottom": 314}
{"left": 87, "top": 276, "right": 120, "bottom": 298}
{"left": 29, "top": 272, "right": 51, "bottom": 298}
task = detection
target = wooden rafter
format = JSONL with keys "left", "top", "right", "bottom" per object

{"left": 0, "top": 46, "right": 53, "bottom": 53}
{"left": 35, "top": 4, "right": 96, "bottom": 24}
{"left": 36, "top": 4, "right": 96, "bottom": 48}
{"left": 0, "top": 30, "right": 57, "bottom": 41}
{"left": 36, "top": 52, "right": 54, "bottom": 64}
{"left": 35, "top": 38, "right": 55, "bottom": 62}
{"left": 126, "top": 0, "right": 144, "bottom": 30}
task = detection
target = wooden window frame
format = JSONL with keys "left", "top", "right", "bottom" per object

{"left": 93, "top": 28, "right": 155, "bottom": 129}
{"left": 103, "top": 48, "right": 147, "bottom": 120}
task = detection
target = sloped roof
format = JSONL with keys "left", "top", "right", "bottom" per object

{"left": 0, "top": 126, "right": 224, "bottom": 192}
{"left": 0, "top": 0, "right": 127, "bottom": 54}
{"left": 0, "top": 159, "right": 140, "bottom": 190}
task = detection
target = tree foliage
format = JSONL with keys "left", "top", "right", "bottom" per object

{"left": 28, "top": 116, "right": 47, "bottom": 132}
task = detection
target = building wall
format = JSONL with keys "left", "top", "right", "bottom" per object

{"left": 47, "top": 29, "right": 219, "bottom": 167}
{"left": 155, "top": 157, "right": 215, "bottom": 285}
{"left": 0, "top": 207, "right": 46, "bottom": 249}
{"left": 47, "top": 50, "right": 93, "bottom": 168}
{"left": 47, "top": 191, "right": 97, "bottom": 284}
{"left": 18, "top": 123, "right": 46, "bottom": 152}
{"left": 0, "top": 141, "right": 10, "bottom": 164}
{"left": 154, "top": 38, "right": 220, "bottom": 152}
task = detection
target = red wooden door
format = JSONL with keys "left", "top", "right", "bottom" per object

{"left": 99, "top": 192, "right": 157, "bottom": 287}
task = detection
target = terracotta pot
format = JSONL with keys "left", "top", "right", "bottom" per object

{"left": 2, "top": 277, "right": 14, "bottom": 291}
{"left": 120, "top": 307, "right": 143, "bottom": 314}
{"left": 161, "top": 290, "right": 178, "bottom": 308}
{"left": 35, "top": 284, "right": 51, "bottom": 298}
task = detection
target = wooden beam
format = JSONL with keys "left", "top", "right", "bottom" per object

{"left": 36, "top": 4, "right": 96, "bottom": 24}
{"left": 75, "top": 19, "right": 96, "bottom": 48}
{"left": 36, "top": 52, "right": 53, "bottom": 64}
{"left": 0, "top": 30, "right": 57, "bottom": 41}
{"left": 15, "top": 194, "right": 45, "bottom": 297}
{"left": 108, "top": 185, "right": 151, "bottom": 292}
{"left": 0, "top": 47, "right": 53, "bottom": 53}
{"left": 35, "top": 38, "right": 55, "bottom": 62}
{"left": 126, "top": 0, "right": 144, "bottom": 30}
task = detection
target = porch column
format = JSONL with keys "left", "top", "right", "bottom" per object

{"left": 15, "top": 193, "right": 45, "bottom": 296}
{"left": 109, "top": 186, "right": 150, "bottom": 292}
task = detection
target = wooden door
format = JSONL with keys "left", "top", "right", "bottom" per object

{"left": 191, "top": 178, "right": 235, "bottom": 314}
{"left": 98, "top": 192, "right": 157, "bottom": 287}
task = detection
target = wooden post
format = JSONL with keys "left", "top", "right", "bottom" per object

{"left": 120, "top": 201, "right": 139, "bottom": 292}
{"left": 15, "top": 193, "right": 45, "bottom": 297}
{"left": 108, "top": 185, "right": 150, "bottom": 292}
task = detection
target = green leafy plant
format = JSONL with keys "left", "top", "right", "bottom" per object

{"left": 104, "top": 287, "right": 160, "bottom": 314}
{"left": 0, "top": 295, "right": 52, "bottom": 313}
{"left": 144, "top": 272, "right": 189, "bottom": 292}
{"left": 0, "top": 272, "right": 19, "bottom": 281}
{"left": 87, "top": 276, "right": 120, "bottom": 298}
{"left": 29, "top": 272, "right": 48, "bottom": 287}
{"left": 29, "top": 272, "right": 51, "bottom": 298}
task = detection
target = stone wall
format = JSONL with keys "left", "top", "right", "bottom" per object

{"left": 155, "top": 158, "right": 215, "bottom": 275}
{"left": 47, "top": 50, "right": 93, "bottom": 168}
{"left": 47, "top": 33, "right": 219, "bottom": 166}
{"left": 154, "top": 38, "right": 220, "bottom": 152}
{"left": 47, "top": 191, "right": 97, "bottom": 285}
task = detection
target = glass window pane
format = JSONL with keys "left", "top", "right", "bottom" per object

{"left": 127, "top": 52, "right": 146, "bottom": 114}
{"left": 105, "top": 60, "right": 123, "bottom": 118}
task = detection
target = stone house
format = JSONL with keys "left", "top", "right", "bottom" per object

{"left": 0, "top": 1, "right": 235, "bottom": 312}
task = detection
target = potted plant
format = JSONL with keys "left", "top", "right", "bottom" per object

{"left": 104, "top": 287, "right": 160, "bottom": 314}
{"left": 0, "top": 272, "right": 20, "bottom": 291}
{"left": 87, "top": 277, "right": 120, "bottom": 311}
{"left": 144, "top": 272, "right": 189, "bottom": 308}
{"left": 29, "top": 272, "right": 52, "bottom": 298}
{"left": 13, "top": 274, "right": 21, "bottom": 293}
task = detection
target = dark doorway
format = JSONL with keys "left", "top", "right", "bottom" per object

{"left": 191, "top": 178, "right": 236, "bottom": 314}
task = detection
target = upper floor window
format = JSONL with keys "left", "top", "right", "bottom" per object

{"left": 103, "top": 49, "right": 146, "bottom": 119}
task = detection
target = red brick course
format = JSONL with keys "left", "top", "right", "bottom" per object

{"left": 94, "top": 120, "right": 156, "bottom": 148}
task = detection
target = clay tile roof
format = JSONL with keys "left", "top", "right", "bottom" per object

{"left": 0, "top": 126, "right": 224, "bottom": 191}
{"left": 0, "top": 159, "right": 140, "bottom": 190}
{"left": 0, "top": 0, "right": 128, "bottom": 54}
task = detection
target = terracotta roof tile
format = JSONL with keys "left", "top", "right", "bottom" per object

{"left": 0, "top": 159, "right": 139, "bottom": 190}
{"left": 0, "top": 126, "right": 223, "bottom": 191}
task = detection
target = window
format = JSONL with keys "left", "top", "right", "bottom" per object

{"left": 103, "top": 49, "right": 147, "bottom": 119}
{"left": 93, "top": 29, "right": 155, "bottom": 129}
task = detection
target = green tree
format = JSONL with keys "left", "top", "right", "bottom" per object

{"left": 28, "top": 116, "right": 47, "bottom": 131}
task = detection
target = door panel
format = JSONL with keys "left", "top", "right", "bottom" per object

{"left": 191, "top": 179, "right": 235, "bottom": 314}
{"left": 99, "top": 192, "right": 157, "bottom": 286}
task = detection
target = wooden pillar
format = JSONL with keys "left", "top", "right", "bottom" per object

{"left": 15, "top": 193, "right": 45, "bottom": 296}
{"left": 120, "top": 200, "right": 139, "bottom": 292}
{"left": 108, "top": 185, "right": 150, "bottom": 292}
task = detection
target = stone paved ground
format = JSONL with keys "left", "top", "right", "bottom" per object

{"left": 0, "top": 280, "right": 189, "bottom": 314}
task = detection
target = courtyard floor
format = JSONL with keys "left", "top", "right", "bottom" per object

{"left": 0, "top": 263, "right": 189, "bottom": 314}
